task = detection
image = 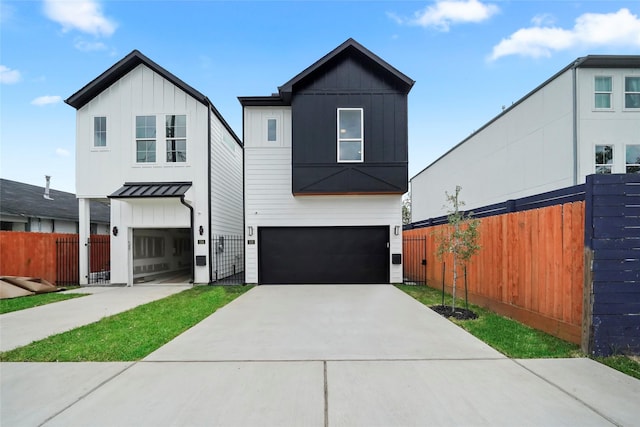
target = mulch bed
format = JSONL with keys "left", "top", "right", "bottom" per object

{"left": 431, "top": 305, "right": 478, "bottom": 320}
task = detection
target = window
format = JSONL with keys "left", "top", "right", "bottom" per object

{"left": 166, "top": 115, "right": 186, "bottom": 162}
{"left": 337, "top": 108, "right": 363, "bottom": 162}
{"left": 595, "top": 145, "right": 613, "bottom": 174}
{"left": 136, "top": 116, "right": 156, "bottom": 163}
{"left": 626, "top": 145, "right": 640, "bottom": 173}
{"left": 594, "top": 76, "right": 612, "bottom": 109}
{"left": 133, "top": 236, "right": 165, "bottom": 259}
{"left": 625, "top": 77, "right": 640, "bottom": 109}
{"left": 94, "top": 116, "right": 107, "bottom": 147}
{"left": 267, "top": 118, "right": 277, "bottom": 142}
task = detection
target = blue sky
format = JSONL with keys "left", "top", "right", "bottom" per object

{"left": 1, "top": 0, "right": 639, "bottom": 193}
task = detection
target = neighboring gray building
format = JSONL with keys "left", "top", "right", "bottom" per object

{"left": 411, "top": 55, "right": 640, "bottom": 221}
{"left": 0, "top": 178, "right": 109, "bottom": 234}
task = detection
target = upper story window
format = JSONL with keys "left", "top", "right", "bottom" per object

{"left": 624, "top": 76, "right": 640, "bottom": 109}
{"left": 626, "top": 145, "right": 640, "bottom": 173}
{"left": 594, "top": 76, "right": 612, "bottom": 109}
{"left": 166, "top": 115, "right": 186, "bottom": 162}
{"left": 337, "top": 108, "right": 363, "bottom": 162}
{"left": 94, "top": 116, "right": 107, "bottom": 147}
{"left": 267, "top": 118, "right": 277, "bottom": 142}
{"left": 595, "top": 145, "right": 613, "bottom": 174}
{"left": 136, "top": 115, "right": 156, "bottom": 163}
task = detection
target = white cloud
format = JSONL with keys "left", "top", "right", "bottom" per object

{"left": 31, "top": 95, "right": 62, "bottom": 106}
{"left": 531, "top": 13, "right": 556, "bottom": 27}
{"left": 393, "top": 0, "right": 499, "bottom": 31}
{"left": 490, "top": 8, "right": 640, "bottom": 61}
{"left": 56, "top": 148, "right": 71, "bottom": 157}
{"left": 0, "top": 65, "right": 22, "bottom": 84}
{"left": 74, "top": 39, "right": 107, "bottom": 52}
{"left": 43, "top": 0, "right": 116, "bottom": 37}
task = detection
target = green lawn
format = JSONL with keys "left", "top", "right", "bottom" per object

{"left": 396, "top": 284, "right": 640, "bottom": 380}
{"left": 0, "top": 285, "right": 252, "bottom": 362}
{"left": 0, "top": 291, "right": 86, "bottom": 314}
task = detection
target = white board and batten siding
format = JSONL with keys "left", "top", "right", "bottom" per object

{"left": 75, "top": 63, "right": 211, "bottom": 284}
{"left": 209, "top": 111, "right": 244, "bottom": 280}
{"left": 244, "top": 107, "right": 403, "bottom": 284}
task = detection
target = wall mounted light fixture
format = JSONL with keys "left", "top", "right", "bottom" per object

{"left": 394, "top": 225, "right": 401, "bottom": 236}
{"left": 248, "top": 226, "right": 254, "bottom": 236}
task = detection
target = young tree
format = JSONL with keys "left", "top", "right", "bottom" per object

{"left": 435, "top": 186, "right": 481, "bottom": 313}
{"left": 402, "top": 193, "right": 411, "bottom": 225}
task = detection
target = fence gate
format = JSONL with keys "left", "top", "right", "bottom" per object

{"left": 402, "top": 235, "right": 427, "bottom": 285}
{"left": 56, "top": 236, "right": 79, "bottom": 285}
{"left": 87, "top": 236, "right": 110, "bottom": 284}
{"left": 211, "top": 235, "right": 245, "bottom": 284}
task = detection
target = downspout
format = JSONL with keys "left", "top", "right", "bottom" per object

{"left": 207, "top": 103, "right": 213, "bottom": 284}
{"left": 572, "top": 64, "right": 579, "bottom": 185}
{"left": 179, "top": 195, "right": 195, "bottom": 284}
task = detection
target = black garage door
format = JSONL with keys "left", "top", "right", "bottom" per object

{"left": 258, "top": 226, "right": 389, "bottom": 284}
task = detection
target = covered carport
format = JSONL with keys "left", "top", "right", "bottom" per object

{"left": 108, "top": 182, "right": 195, "bottom": 285}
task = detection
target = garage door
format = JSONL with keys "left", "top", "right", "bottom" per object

{"left": 258, "top": 226, "right": 389, "bottom": 284}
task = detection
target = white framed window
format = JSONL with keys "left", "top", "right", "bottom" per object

{"left": 626, "top": 145, "right": 640, "bottom": 174}
{"left": 267, "top": 118, "right": 277, "bottom": 142}
{"left": 136, "top": 115, "right": 156, "bottom": 163}
{"left": 337, "top": 108, "right": 364, "bottom": 162}
{"left": 624, "top": 76, "right": 640, "bottom": 109}
{"left": 595, "top": 145, "right": 614, "bottom": 174}
{"left": 166, "top": 115, "right": 186, "bottom": 162}
{"left": 594, "top": 76, "right": 612, "bottom": 110}
{"left": 94, "top": 116, "right": 107, "bottom": 147}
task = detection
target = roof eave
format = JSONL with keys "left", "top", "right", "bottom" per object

{"left": 277, "top": 38, "right": 415, "bottom": 97}
{"left": 65, "top": 50, "right": 209, "bottom": 109}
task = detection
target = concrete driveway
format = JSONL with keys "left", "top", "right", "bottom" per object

{"left": 2, "top": 284, "right": 640, "bottom": 426}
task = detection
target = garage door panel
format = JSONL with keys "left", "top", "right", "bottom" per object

{"left": 259, "top": 226, "right": 388, "bottom": 284}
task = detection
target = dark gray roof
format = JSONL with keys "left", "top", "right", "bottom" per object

{"left": 239, "top": 38, "right": 415, "bottom": 106}
{"left": 0, "top": 179, "right": 110, "bottom": 223}
{"left": 109, "top": 182, "right": 192, "bottom": 199}
{"left": 65, "top": 50, "right": 242, "bottom": 148}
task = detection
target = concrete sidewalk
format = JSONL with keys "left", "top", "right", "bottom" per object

{"left": 0, "top": 285, "right": 189, "bottom": 352}
{"left": 2, "top": 285, "right": 639, "bottom": 426}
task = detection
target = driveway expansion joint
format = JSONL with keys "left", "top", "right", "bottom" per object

{"left": 510, "top": 359, "right": 622, "bottom": 427}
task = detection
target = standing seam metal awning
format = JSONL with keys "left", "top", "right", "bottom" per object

{"left": 108, "top": 182, "right": 192, "bottom": 199}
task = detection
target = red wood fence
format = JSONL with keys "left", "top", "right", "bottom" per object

{"left": 0, "top": 231, "right": 109, "bottom": 285}
{"left": 404, "top": 201, "right": 585, "bottom": 344}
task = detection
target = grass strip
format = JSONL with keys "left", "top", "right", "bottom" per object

{"left": 0, "top": 285, "right": 252, "bottom": 362}
{"left": 396, "top": 284, "right": 580, "bottom": 358}
{"left": 397, "top": 284, "right": 640, "bottom": 379}
{"left": 594, "top": 356, "right": 640, "bottom": 380}
{"left": 1, "top": 292, "right": 86, "bottom": 314}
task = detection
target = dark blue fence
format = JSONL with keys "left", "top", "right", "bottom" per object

{"left": 585, "top": 174, "right": 640, "bottom": 357}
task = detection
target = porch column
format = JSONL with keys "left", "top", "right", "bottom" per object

{"left": 78, "top": 197, "right": 90, "bottom": 285}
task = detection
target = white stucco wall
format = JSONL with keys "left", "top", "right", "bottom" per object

{"left": 411, "top": 63, "right": 640, "bottom": 222}
{"left": 243, "top": 106, "right": 403, "bottom": 284}
{"left": 412, "top": 69, "right": 575, "bottom": 221}
{"left": 576, "top": 67, "right": 640, "bottom": 178}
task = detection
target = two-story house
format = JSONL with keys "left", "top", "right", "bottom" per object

{"left": 411, "top": 55, "right": 640, "bottom": 221}
{"left": 66, "top": 50, "right": 243, "bottom": 285}
{"left": 240, "top": 38, "right": 414, "bottom": 284}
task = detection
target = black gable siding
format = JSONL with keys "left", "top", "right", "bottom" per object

{"left": 291, "top": 52, "right": 408, "bottom": 194}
